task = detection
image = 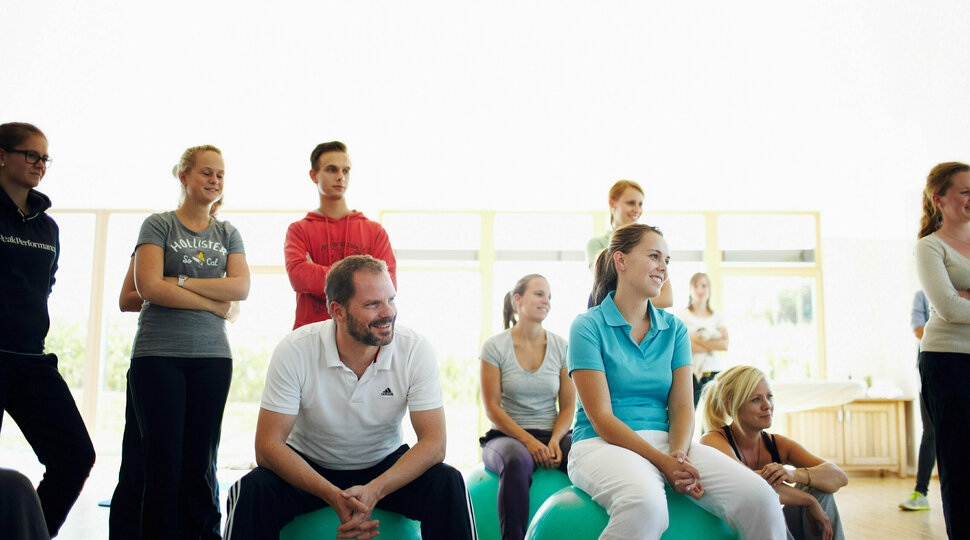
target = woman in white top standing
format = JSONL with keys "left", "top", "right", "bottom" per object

{"left": 586, "top": 180, "right": 672, "bottom": 308}
{"left": 479, "top": 274, "right": 575, "bottom": 540}
{"left": 914, "top": 161, "right": 970, "bottom": 539}
{"left": 675, "top": 272, "right": 729, "bottom": 408}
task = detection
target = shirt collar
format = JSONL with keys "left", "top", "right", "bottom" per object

{"left": 600, "top": 291, "right": 669, "bottom": 332}
{"left": 0, "top": 187, "right": 52, "bottom": 215}
{"left": 320, "top": 319, "right": 392, "bottom": 371}
{"left": 321, "top": 320, "right": 344, "bottom": 369}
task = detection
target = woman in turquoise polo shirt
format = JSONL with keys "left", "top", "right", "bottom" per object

{"left": 567, "top": 223, "right": 786, "bottom": 540}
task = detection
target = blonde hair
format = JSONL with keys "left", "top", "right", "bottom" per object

{"left": 687, "top": 272, "right": 713, "bottom": 313}
{"left": 172, "top": 144, "right": 222, "bottom": 179}
{"left": 172, "top": 144, "right": 222, "bottom": 204}
{"left": 700, "top": 365, "right": 767, "bottom": 436}
{"left": 919, "top": 162, "right": 970, "bottom": 239}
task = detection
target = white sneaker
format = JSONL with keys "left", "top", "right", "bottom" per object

{"left": 899, "top": 491, "right": 930, "bottom": 511}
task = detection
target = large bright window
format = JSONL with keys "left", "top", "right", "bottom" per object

{"left": 383, "top": 209, "right": 824, "bottom": 466}
{"left": 722, "top": 275, "right": 819, "bottom": 379}
{"left": 1, "top": 208, "right": 824, "bottom": 471}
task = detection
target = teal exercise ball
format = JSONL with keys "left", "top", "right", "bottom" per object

{"left": 660, "top": 485, "right": 737, "bottom": 540}
{"left": 524, "top": 486, "right": 608, "bottom": 540}
{"left": 279, "top": 507, "right": 421, "bottom": 540}
{"left": 525, "top": 485, "right": 738, "bottom": 540}
{"left": 466, "top": 464, "right": 573, "bottom": 540}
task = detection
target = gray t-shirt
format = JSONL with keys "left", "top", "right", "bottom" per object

{"left": 131, "top": 211, "right": 245, "bottom": 359}
{"left": 480, "top": 329, "right": 568, "bottom": 430}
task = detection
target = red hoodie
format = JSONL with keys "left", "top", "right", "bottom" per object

{"left": 284, "top": 211, "right": 397, "bottom": 329}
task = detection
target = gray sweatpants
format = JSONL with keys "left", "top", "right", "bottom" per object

{"left": 783, "top": 484, "right": 844, "bottom": 540}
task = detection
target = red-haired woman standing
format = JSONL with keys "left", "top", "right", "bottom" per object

{"left": 586, "top": 180, "right": 672, "bottom": 308}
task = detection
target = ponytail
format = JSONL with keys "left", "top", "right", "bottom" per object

{"left": 590, "top": 249, "right": 618, "bottom": 308}
{"left": 589, "top": 223, "right": 663, "bottom": 308}
{"left": 503, "top": 291, "right": 517, "bottom": 329}
{"left": 919, "top": 190, "right": 942, "bottom": 239}
{"left": 919, "top": 162, "right": 970, "bottom": 239}
{"left": 503, "top": 274, "right": 546, "bottom": 329}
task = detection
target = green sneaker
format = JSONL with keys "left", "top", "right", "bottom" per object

{"left": 899, "top": 491, "right": 930, "bottom": 511}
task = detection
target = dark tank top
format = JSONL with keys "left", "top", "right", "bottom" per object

{"left": 720, "top": 426, "right": 782, "bottom": 465}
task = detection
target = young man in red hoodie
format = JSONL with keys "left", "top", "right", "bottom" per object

{"left": 284, "top": 142, "right": 397, "bottom": 329}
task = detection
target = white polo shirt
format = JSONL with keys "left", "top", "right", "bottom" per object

{"left": 261, "top": 319, "right": 444, "bottom": 470}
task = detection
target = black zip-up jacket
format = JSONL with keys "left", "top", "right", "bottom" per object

{"left": 0, "top": 187, "right": 59, "bottom": 355}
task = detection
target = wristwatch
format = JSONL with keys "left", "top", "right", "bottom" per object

{"left": 177, "top": 274, "right": 188, "bottom": 287}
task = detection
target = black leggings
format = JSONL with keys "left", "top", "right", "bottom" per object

{"left": 914, "top": 388, "right": 936, "bottom": 495}
{"left": 0, "top": 352, "right": 95, "bottom": 536}
{"left": 919, "top": 351, "right": 970, "bottom": 539}
{"left": 129, "top": 356, "right": 231, "bottom": 540}
{"left": 110, "top": 369, "right": 221, "bottom": 539}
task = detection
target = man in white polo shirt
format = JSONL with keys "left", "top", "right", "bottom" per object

{"left": 225, "top": 255, "right": 476, "bottom": 540}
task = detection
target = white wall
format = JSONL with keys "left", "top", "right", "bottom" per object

{"left": 5, "top": 0, "right": 969, "bottom": 391}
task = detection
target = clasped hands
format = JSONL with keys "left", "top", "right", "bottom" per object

{"left": 525, "top": 437, "right": 562, "bottom": 469}
{"left": 663, "top": 450, "right": 704, "bottom": 499}
{"left": 329, "top": 483, "right": 382, "bottom": 540}
{"left": 757, "top": 463, "right": 832, "bottom": 540}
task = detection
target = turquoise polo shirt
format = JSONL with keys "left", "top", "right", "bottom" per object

{"left": 568, "top": 291, "right": 692, "bottom": 443}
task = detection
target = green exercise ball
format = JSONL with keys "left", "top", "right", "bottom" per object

{"left": 466, "top": 464, "right": 573, "bottom": 540}
{"left": 525, "top": 485, "right": 739, "bottom": 540}
{"left": 279, "top": 506, "right": 421, "bottom": 540}
{"left": 524, "top": 486, "right": 608, "bottom": 540}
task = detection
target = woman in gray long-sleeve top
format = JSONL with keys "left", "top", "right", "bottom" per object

{"left": 914, "top": 161, "right": 970, "bottom": 539}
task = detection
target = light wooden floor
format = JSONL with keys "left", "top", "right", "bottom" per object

{"left": 838, "top": 474, "right": 945, "bottom": 540}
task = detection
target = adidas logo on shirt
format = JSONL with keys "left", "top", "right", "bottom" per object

{"left": 380, "top": 387, "right": 394, "bottom": 397}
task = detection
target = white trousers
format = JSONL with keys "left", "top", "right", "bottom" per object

{"left": 567, "top": 430, "right": 788, "bottom": 540}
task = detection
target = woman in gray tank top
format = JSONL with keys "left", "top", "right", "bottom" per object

{"left": 125, "top": 145, "right": 250, "bottom": 539}
{"left": 479, "top": 274, "right": 574, "bottom": 540}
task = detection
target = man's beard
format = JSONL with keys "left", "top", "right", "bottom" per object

{"left": 346, "top": 312, "right": 395, "bottom": 346}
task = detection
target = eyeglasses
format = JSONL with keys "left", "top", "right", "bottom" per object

{"left": 4, "top": 149, "right": 53, "bottom": 167}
